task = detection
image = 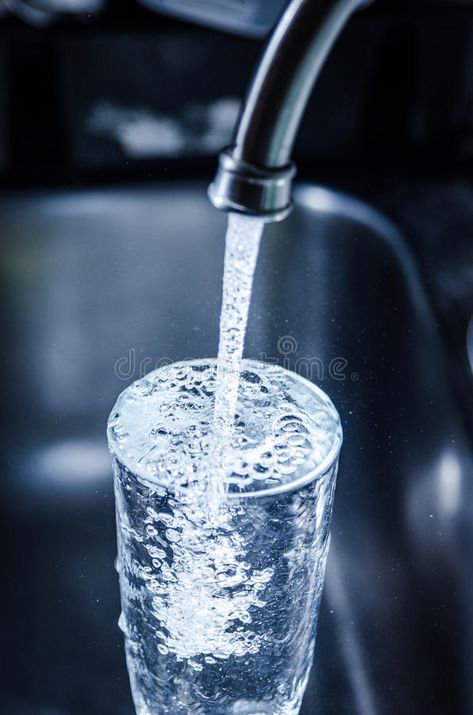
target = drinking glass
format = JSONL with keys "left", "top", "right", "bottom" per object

{"left": 107, "top": 359, "right": 342, "bottom": 715}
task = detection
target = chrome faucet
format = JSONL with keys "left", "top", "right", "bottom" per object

{"left": 209, "top": 0, "right": 373, "bottom": 222}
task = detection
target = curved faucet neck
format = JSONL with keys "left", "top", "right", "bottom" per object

{"left": 235, "top": 0, "right": 362, "bottom": 168}
{"left": 209, "top": 0, "right": 371, "bottom": 221}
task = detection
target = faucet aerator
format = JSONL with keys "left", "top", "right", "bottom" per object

{"left": 208, "top": 147, "right": 296, "bottom": 222}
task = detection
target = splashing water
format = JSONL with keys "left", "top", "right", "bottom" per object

{"left": 107, "top": 207, "right": 344, "bottom": 715}
{"left": 210, "top": 213, "right": 265, "bottom": 505}
{"left": 108, "top": 359, "right": 342, "bottom": 715}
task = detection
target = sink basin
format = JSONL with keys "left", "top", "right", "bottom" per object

{"left": 1, "top": 183, "right": 471, "bottom": 714}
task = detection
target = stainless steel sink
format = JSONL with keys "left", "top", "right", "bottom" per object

{"left": 1, "top": 182, "right": 471, "bottom": 714}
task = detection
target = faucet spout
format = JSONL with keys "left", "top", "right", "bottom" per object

{"left": 209, "top": 0, "right": 371, "bottom": 222}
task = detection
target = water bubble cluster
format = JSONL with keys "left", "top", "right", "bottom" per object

{"left": 140, "top": 501, "right": 273, "bottom": 661}
{"left": 108, "top": 360, "right": 340, "bottom": 497}
{"left": 109, "top": 360, "right": 341, "bottom": 715}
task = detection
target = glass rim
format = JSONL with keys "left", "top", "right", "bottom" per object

{"left": 107, "top": 358, "right": 343, "bottom": 499}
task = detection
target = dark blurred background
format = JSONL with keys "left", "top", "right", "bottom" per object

{"left": 1, "top": 1, "right": 473, "bottom": 714}
{"left": 0, "top": 0, "right": 472, "bottom": 185}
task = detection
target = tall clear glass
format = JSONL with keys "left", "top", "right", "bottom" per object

{"left": 107, "top": 359, "right": 342, "bottom": 715}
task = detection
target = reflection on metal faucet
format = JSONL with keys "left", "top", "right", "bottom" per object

{"left": 209, "top": 0, "right": 372, "bottom": 220}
